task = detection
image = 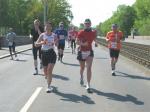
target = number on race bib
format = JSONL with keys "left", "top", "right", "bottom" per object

{"left": 111, "top": 42, "right": 117, "bottom": 48}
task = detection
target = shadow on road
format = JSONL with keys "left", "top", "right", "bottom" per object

{"left": 62, "top": 61, "right": 80, "bottom": 67}
{"left": 53, "top": 74, "right": 69, "bottom": 81}
{"left": 115, "top": 71, "right": 150, "bottom": 81}
{"left": 13, "top": 59, "right": 27, "bottom": 62}
{"left": 20, "top": 52, "right": 33, "bottom": 56}
{"left": 38, "top": 74, "right": 69, "bottom": 81}
{"left": 94, "top": 57, "right": 108, "bottom": 60}
{"left": 52, "top": 87, "right": 95, "bottom": 104}
{"left": 92, "top": 88, "right": 144, "bottom": 105}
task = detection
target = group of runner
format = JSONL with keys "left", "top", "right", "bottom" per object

{"left": 6, "top": 18, "right": 123, "bottom": 93}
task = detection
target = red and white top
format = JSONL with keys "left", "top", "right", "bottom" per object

{"left": 68, "top": 30, "right": 78, "bottom": 40}
{"left": 77, "top": 30, "right": 96, "bottom": 51}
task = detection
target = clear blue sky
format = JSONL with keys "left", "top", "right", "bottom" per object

{"left": 68, "top": 0, "right": 136, "bottom": 26}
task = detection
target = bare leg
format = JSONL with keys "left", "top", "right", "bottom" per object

{"left": 43, "top": 66, "right": 48, "bottom": 79}
{"left": 86, "top": 56, "right": 93, "bottom": 88}
{"left": 47, "top": 64, "right": 55, "bottom": 87}
{"left": 79, "top": 61, "right": 85, "bottom": 85}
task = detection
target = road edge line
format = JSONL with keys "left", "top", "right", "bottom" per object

{"left": 19, "top": 87, "right": 42, "bottom": 112}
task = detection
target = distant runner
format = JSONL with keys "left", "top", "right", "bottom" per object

{"left": 6, "top": 28, "right": 18, "bottom": 60}
{"left": 106, "top": 24, "right": 123, "bottom": 76}
{"left": 68, "top": 26, "right": 78, "bottom": 54}
{"left": 30, "top": 19, "right": 44, "bottom": 75}
{"left": 55, "top": 22, "right": 67, "bottom": 62}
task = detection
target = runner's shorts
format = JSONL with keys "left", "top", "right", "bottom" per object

{"left": 77, "top": 50, "right": 94, "bottom": 61}
{"left": 109, "top": 49, "right": 120, "bottom": 58}
{"left": 58, "top": 43, "right": 65, "bottom": 50}
{"left": 41, "top": 49, "right": 57, "bottom": 66}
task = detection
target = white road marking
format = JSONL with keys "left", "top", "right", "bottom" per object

{"left": 19, "top": 87, "right": 42, "bottom": 112}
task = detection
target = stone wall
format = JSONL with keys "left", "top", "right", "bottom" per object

{"left": 0, "top": 36, "right": 32, "bottom": 47}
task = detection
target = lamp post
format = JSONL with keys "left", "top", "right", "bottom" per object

{"left": 41, "top": 0, "right": 48, "bottom": 25}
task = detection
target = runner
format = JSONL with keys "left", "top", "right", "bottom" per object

{"left": 77, "top": 19, "right": 98, "bottom": 93}
{"left": 30, "top": 19, "right": 44, "bottom": 75}
{"left": 106, "top": 24, "right": 123, "bottom": 76}
{"left": 68, "top": 26, "right": 78, "bottom": 54}
{"left": 55, "top": 22, "right": 67, "bottom": 62}
{"left": 6, "top": 28, "right": 18, "bottom": 60}
{"left": 35, "top": 21, "right": 58, "bottom": 92}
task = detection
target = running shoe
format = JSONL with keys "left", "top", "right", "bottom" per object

{"left": 112, "top": 71, "right": 116, "bottom": 76}
{"left": 87, "top": 88, "right": 93, "bottom": 93}
{"left": 46, "top": 86, "right": 53, "bottom": 93}
{"left": 80, "top": 78, "right": 84, "bottom": 85}
{"left": 33, "top": 69, "right": 38, "bottom": 75}
{"left": 86, "top": 85, "right": 93, "bottom": 93}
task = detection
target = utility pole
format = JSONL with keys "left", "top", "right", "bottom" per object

{"left": 41, "top": 0, "right": 48, "bottom": 25}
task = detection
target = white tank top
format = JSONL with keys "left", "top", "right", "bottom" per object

{"left": 41, "top": 33, "right": 56, "bottom": 50}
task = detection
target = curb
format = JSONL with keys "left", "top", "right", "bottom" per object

{"left": 0, "top": 48, "right": 32, "bottom": 59}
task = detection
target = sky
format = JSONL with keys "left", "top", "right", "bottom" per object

{"left": 67, "top": 0, "right": 136, "bottom": 26}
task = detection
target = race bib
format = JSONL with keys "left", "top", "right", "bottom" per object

{"left": 81, "top": 51, "right": 90, "bottom": 59}
{"left": 72, "top": 36, "right": 76, "bottom": 40}
{"left": 111, "top": 42, "right": 117, "bottom": 48}
{"left": 48, "top": 42, "right": 54, "bottom": 46}
{"left": 59, "top": 35, "right": 65, "bottom": 40}
{"left": 8, "top": 42, "right": 13, "bottom": 46}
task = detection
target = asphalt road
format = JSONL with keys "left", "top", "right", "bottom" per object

{"left": 0, "top": 45, "right": 150, "bottom": 112}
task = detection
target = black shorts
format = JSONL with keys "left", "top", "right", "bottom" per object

{"left": 71, "top": 40, "right": 76, "bottom": 48}
{"left": 77, "top": 50, "right": 94, "bottom": 61}
{"left": 9, "top": 42, "right": 16, "bottom": 52}
{"left": 109, "top": 49, "right": 120, "bottom": 58}
{"left": 41, "top": 49, "right": 57, "bottom": 66}
{"left": 58, "top": 43, "right": 65, "bottom": 50}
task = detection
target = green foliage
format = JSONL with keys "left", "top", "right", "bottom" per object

{"left": 0, "top": 0, "right": 72, "bottom": 35}
{"left": 98, "top": 0, "right": 150, "bottom": 36}
{"left": 98, "top": 5, "right": 136, "bottom": 37}
{"left": 133, "top": 0, "right": 150, "bottom": 35}
{"left": 79, "top": 23, "right": 84, "bottom": 30}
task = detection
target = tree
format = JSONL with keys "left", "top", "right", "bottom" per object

{"left": 98, "top": 5, "right": 136, "bottom": 37}
{"left": 0, "top": 0, "right": 73, "bottom": 35}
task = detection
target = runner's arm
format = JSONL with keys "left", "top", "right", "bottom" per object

{"left": 35, "top": 34, "right": 44, "bottom": 47}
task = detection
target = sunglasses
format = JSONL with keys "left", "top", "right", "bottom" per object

{"left": 84, "top": 22, "right": 91, "bottom": 25}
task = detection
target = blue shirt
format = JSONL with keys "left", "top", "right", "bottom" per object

{"left": 55, "top": 28, "right": 67, "bottom": 44}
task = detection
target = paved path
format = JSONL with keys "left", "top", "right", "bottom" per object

{"left": 124, "top": 38, "right": 150, "bottom": 45}
{"left": 0, "top": 44, "right": 150, "bottom": 112}
{"left": 0, "top": 44, "right": 32, "bottom": 59}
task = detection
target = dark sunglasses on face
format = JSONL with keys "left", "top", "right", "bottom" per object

{"left": 85, "top": 22, "right": 91, "bottom": 25}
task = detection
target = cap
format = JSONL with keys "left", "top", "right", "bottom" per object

{"left": 112, "top": 24, "right": 118, "bottom": 28}
{"left": 59, "top": 22, "right": 64, "bottom": 26}
{"left": 34, "top": 19, "right": 39, "bottom": 24}
{"left": 84, "top": 18, "right": 91, "bottom": 23}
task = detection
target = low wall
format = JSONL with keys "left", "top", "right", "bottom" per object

{"left": 0, "top": 36, "right": 32, "bottom": 47}
{"left": 128, "top": 36, "right": 150, "bottom": 39}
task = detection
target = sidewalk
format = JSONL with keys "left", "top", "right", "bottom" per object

{"left": 0, "top": 44, "right": 32, "bottom": 59}
{"left": 124, "top": 36, "right": 150, "bottom": 45}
